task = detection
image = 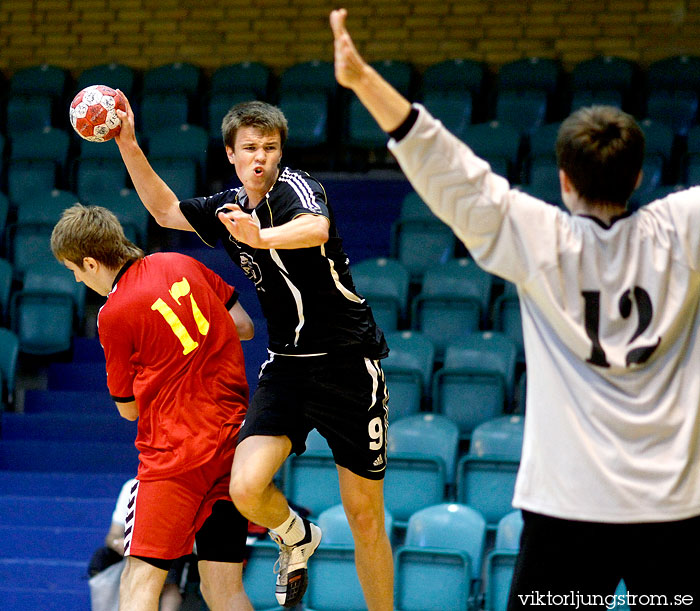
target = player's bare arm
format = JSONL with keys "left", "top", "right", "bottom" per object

{"left": 230, "top": 301, "right": 254, "bottom": 341}
{"left": 115, "top": 399, "right": 138, "bottom": 421}
{"left": 113, "top": 90, "right": 193, "bottom": 233}
{"left": 331, "top": 8, "right": 411, "bottom": 133}
{"left": 217, "top": 205, "right": 329, "bottom": 249}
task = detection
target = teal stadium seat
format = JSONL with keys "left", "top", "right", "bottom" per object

{"left": 76, "top": 62, "right": 136, "bottom": 98}
{"left": 412, "top": 258, "right": 493, "bottom": 356}
{"left": 394, "top": 503, "right": 487, "bottom": 611}
{"left": 382, "top": 330, "right": 435, "bottom": 419}
{"left": 433, "top": 331, "right": 518, "bottom": 439}
{"left": 484, "top": 510, "right": 523, "bottom": 611}
{"left": 350, "top": 257, "right": 410, "bottom": 331}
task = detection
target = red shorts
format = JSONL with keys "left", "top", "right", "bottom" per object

{"left": 123, "top": 439, "right": 243, "bottom": 561}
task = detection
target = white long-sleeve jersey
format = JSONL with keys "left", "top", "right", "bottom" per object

{"left": 389, "top": 105, "right": 700, "bottom": 523}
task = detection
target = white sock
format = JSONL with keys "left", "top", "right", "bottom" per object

{"left": 271, "top": 507, "right": 306, "bottom": 545}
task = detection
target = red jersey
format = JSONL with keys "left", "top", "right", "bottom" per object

{"left": 98, "top": 252, "right": 248, "bottom": 480}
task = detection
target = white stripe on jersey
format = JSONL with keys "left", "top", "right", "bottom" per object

{"left": 321, "top": 244, "right": 364, "bottom": 304}
{"left": 269, "top": 248, "right": 305, "bottom": 347}
{"left": 279, "top": 169, "right": 322, "bottom": 214}
{"left": 364, "top": 358, "right": 380, "bottom": 411}
{"left": 122, "top": 479, "right": 139, "bottom": 557}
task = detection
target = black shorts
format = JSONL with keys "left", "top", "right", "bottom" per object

{"left": 238, "top": 353, "right": 389, "bottom": 480}
{"left": 507, "top": 510, "right": 700, "bottom": 610}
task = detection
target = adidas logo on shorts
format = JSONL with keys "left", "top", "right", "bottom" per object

{"left": 373, "top": 455, "right": 384, "bottom": 467}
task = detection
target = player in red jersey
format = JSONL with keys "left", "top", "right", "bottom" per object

{"left": 51, "top": 204, "right": 255, "bottom": 611}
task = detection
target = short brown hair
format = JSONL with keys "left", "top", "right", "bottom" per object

{"left": 51, "top": 203, "right": 144, "bottom": 269}
{"left": 556, "top": 105, "right": 645, "bottom": 206}
{"left": 221, "top": 100, "right": 288, "bottom": 150}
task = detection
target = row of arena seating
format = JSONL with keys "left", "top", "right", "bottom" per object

{"left": 1, "top": 55, "right": 700, "bottom": 184}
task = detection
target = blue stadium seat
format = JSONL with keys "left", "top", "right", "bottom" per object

{"left": 76, "top": 62, "right": 136, "bottom": 97}
{"left": 387, "top": 413, "right": 460, "bottom": 485}
{"left": 421, "top": 59, "right": 486, "bottom": 98}
{"left": 210, "top": 62, "right": 271, "bottom": 98}
{"left": 351, "top": 257, "right": 410, "bottom": 331}
{"left": 74, "top": 158, "right": 128, "bottom": 205}
{"left": 484, "top": 510, "right": 523, "bottom": 611}
{"left": 5, "top": 94, "right": 53, "bottom": 137}
{"left": 456, "top": 452, "right": 520, "bottom": 530}
{"left": 496, "top": 89, "right": 548, "bottom": 136}
{"left": 9, "top": 64, "right": 68, "bottom": 100}
{"left": 461, "top": 121, "right": 522, "bottom": 181}
{"left": 412, "top": 258, "right": 493, "bottom": 356}
{"left": 0, "top": 259, "right": 12, "bottom": 326}
{"left": 142, "top": 61, "right": 202, "bottom": 96}
{"left": 22, "top": 261, "right": 87, "bottom": 324}
{"left": 391, "top": 217, "right": 456, "bottom": 282}
{"left": 433, "top": 332, "right": 518, "bottom": 438}
{"left": 11, "top": 292, "right": 74, "bottom": 355}
{"left": 422, "top": 91, "right": 473, "bottom": 139}
{"left": 394, "top": 503, "right": 487, "bottom": 611}
{"left": 283, "top": 452, "right": 340, "bottom": 518}
{"left": 242, "top": 539, "right": 286, "bottom": 611}
{"left": 469, "top": 415, "right": 524, "bottom": 460}
{"left": 383, "top": 454, "right": 446, "bottom": 529}
{"left": 383, "top": 331, "right": 435, "bottom": 419}
{"left": 139, "top": 92, "right": 190, "bottom": 136}
{"left": 7, "top": 159, "right": 58, "bottom": 203}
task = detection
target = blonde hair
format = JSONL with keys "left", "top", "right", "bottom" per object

{"left": 51, "top": 203, "right": 144, "bottom": 269}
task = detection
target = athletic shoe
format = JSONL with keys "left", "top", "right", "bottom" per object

{"left": 269, "top": 517, "right": 322, "bottom": 608}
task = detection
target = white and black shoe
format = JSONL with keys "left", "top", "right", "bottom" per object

{"left": 269, "top": 517, "right": 322, "bottom": 608}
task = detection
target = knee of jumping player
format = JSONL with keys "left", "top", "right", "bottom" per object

{"left": 343, "top": 500, "right": 386, "bottom": 544}
{"left": 229, "top": 469, "right": 269, "bottom": 515}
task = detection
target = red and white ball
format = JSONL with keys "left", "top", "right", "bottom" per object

{"left": 69, "top": 85, "right": 125, "bottom": 142}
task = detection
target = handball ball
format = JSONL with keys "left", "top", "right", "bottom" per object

{"left": 69, "top": 85, "right": 125, "bottom": 142}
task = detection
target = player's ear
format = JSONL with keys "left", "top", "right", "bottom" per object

{"left": 225, "top": 146, "right": 235, "bottom": 165}
{"left": 559, "top": 169, "right": 574, "bottom": 193}
{"left": 83, "top": 256, "right": 99, "bottom": 271}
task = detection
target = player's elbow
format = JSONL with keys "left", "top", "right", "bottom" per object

{"left": 238, "top": 318, "right": 255, "bottom": 341}
{"left": 310, "top": 219, "right": 330, "bottom": 245}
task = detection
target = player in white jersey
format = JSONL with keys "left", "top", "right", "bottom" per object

{"left": 331, "top": 8, "right": 700, "bottom": 609}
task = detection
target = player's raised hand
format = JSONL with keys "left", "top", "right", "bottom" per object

{"left": 217, "top": 204, "right": 265, "bottom": 248}
{"left": 114, "top": 89, "right": 137, "bottom": 146}
{"left": 330, "top": 9, "right": 368, "bottom": 90}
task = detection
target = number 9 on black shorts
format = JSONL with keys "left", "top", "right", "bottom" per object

{"left": 238, "top": 353, "right": 389, "bottom": 480}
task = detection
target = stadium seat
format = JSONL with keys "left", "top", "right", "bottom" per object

{"left": 412, "top": 258, "right": 493, "bottom": 356}
{"left": 242, "top": 539, "right": 286, "bottom": 611}
{"left": 207, "top": 91, "right": 257, "bottom": 142}
{"left": 0, "top": 329, "right": 19, "bottom": 409}
{"left": 22, "top": 261, "right": 86, "bottom": 324}
{"left": 147, "top": 123, "right": 208, "bottom": 169}
{"left": 0, "top": 259, "right": 12, "bottom": 326}
{"left": 391, "top": 217, "right": 456, "bottom": 282}
{"left": 469, "top": 415, "right": 524, "bottom": 460}
{"left": 645, "top": 55, "right": 700, "bottom": 95}
{"left": 5, "top": 94, "right": 53, "bottom": 137}
{"left": 484, "top": 510, "right": 523, "bottom": 611}
{"left": 16, "top": 189, "right": 78, "bottom": 228}
{"left": 645, "top": 89, "right": 698, "bottom": 137}
{"left": 527, "top": 121, "right": 561, "bottom": 162}
{"left": 346, "top": 96, "right": 388, "bottom": 151}
{"left": 9, "top": 127, "right": 70, "bottom": 174}
{"left": 421, "top": 58, "right": 486, "bottom": 98}
{"left": 383, "top": 330, "right": 435, "bottom": 419}
{"left": 76, "top": 62, "right": 136, "bottom": 97}
{"left": 383, "top": 453, "right": 447, "bottom": 528}
{"left": 143, "top": 61, "right": 202, "bottom": 96}
{"left": 422, "top": 91, "right": 473, "bottom": 139}
{"left": 79, "top": 137, "right": 122, "bottom": 160}
{"left": 304, "top": 504, "right": 394, "bottom": 611}
{"left": 87, "top": 188, "right": 150, "bottom": 247}
{"left": 278, "top": 92, "right": 330, "bottom": 149}
{"left": 492, "top": 281, "right": 524, "bottom": 363}
{"left": 11, "top": 291, "right": 74, "bottom": 355}
{"left": 496, "top": 89, "right": 548, "bottom": 136}
{"left": 569, "top": 89, "right": 623, "bottom": 114}
{"left": 570, "top": 55, "right": 637, "bottom": 113}
{"left": 279, "top": 60, "right": 337, "bottom": 99}
{"left": 394, "top": 503, "right": 487, "bottom": 611}
{"left": 497, "top": 57, "right": 562, "bottom": 125}
{"left": 9, "top": 64, "right": 68, "bottom": 100}
{"left": 398, "top": 191, "right": 437, "bottom": 220}
{"left": 456, "top": 452, "right": 520, "bottom": 529}
{"left": 6, "top": 222, "right": 55, "bottom": 280}
{"left": 432, "top": 332, "right": 518, "bottom": 439}
{"left": 74, "top": 158, "right": 128, "bottom": 205}
{"left": 151, "top": 158, "right": 198, "bottom": 201}
{"left": 523, "top": 156, "right": 563, "bottom": 208}
{"left": 351, "top": 257, "right": 410, "bottom": 331}
{"left": 387, "top": 413, "right": 460, "bottom": 485}
{"left": 7, "top": 159, "right": 58, "bottom": 203}
{"left": 461, "top": 121, "right": 522, "bottom": 181}
{"left": 283, "top": 452, "right": 340, "bottom": 518}
{"left": 210, "top": 61, "right": 271, "bottom": 98}
{"left": 139, "top": 92, "right": 190, "bottom": 136}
